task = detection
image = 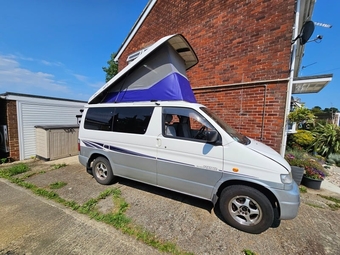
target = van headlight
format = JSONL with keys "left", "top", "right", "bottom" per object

{"left": 280, "top": 173, "right": 293, "bottom": 184}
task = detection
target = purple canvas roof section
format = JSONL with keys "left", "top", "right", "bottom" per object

{"left": 102, "top": 72, "right": 196, "bottom": 103}
{"left": 88, "top": 34, "right": 198, "bottom": 104}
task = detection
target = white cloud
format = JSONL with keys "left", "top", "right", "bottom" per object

{"left": 72, "top": 73, "right": 105, "bottom": 89}
{"left": 40, "top": 59, "right": 63, "bottom": 66}
{"left": 73, "top": 73, "right": 88, "bottom": 82}
{"left": 10, "top": 53, "right": 62, "bottom": 67}
{"left": 88, "top": 81, "right": 105, "bottom": 88}
{"left": 0, "top": 54, "right": 103, "bottom": 102}
{"left": 0, "top": 54, "right": 69, "bottom": 93}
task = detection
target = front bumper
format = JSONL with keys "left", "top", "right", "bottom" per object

{"left": 272, "top": 181, "right": 300, "bottom": 220}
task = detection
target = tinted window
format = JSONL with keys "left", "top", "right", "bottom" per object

{"left": 84, "top": 107, "right": 114, "bottom": 131}
{"left": 112, "top": 107, "right": 153, "bottom": 134}
{"left": 84, "top": 107, "right": 154, "bottom": 134}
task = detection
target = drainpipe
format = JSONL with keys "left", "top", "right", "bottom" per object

{"left": 280, "top": 0, "right": 301, "bottom": 156}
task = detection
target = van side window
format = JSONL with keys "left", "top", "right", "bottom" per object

{"left": 163, "top": 107, "right": 220, "bottom": 142}
{"left": 84, "top": 107, "right": 114, "bottom": 131}
{"left": 84, "top": 107, "right": 154, "bottom": 134}
{"left": 112, "top": 107, "right": 154, "bottom": 134}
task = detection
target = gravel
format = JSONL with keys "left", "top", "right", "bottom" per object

{"left": 2, "top": 157, "right": 340, "bottom": 255}
{"left": 325, "top": 165, "right": 340, "bottom": 187}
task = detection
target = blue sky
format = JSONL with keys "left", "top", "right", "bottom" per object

{"left": 0, "top": 0, "right": 149, "bottom": 101}
{"left": 0, "top": 0, "right": 338, "bottom": 110}
{"left": 298, "top": 0, "right": 339, "bottom": 110}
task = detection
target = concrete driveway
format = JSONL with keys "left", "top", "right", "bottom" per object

{"left": 1, "top": 156, "right": 340, "bottom": 254}
{"left": 0, "top": 179, "right": 161, "bottom": 255}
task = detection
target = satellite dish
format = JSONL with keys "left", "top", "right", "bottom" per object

{"left": 299, "top": 20, "right": 315, "bottom": 45}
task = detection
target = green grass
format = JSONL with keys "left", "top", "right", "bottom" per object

{"left": 0, "top": 163, "right": 30, "bottom": 177}
{"left": 51, "top": 163, "right": 67, "bottom": 169}
{"left": 21, "top": 170, "right": 46, "bottom": 180}
{"left": 0, "top": 163, "right": 193, "bottom": 255}
{"left": 327, "top": 203, "right": 340, "bottom": 210}
{"left": 49, "top": 181, "right": 67, "bottom": 189}
{"left": 318, "top": 194, "right": 340, "bottom": 204}
{"left": 299, "top": 186, "right": 307, "bottom": 193}
{"left": 243, "top": 249, "right": 257, "bottom": 255}
{"left": 318, "top": 194, "right": 340, "bottom": 210}
{"left": 305, "top": 202, "right": 324, "bottom": 209}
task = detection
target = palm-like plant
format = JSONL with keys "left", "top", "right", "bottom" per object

{"left": 312, "top": 123, "right": 340, "bottom": 157}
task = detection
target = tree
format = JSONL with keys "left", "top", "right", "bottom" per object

{"left": 311, "top": 106, "right": 323, "bottom": 114}
{"left": 102, "top": 53, "right": 118, "bottom": 82}
{"left": 323, "top": 107, "right": 339, "bottom": 113}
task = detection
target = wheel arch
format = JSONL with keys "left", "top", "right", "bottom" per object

{"left": 216, "top": 180, "right": 280, "bottom": 216}
{"left": 87, "top": 153, "right": 112, "bottom": 174}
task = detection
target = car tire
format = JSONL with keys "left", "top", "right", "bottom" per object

{"left": 92, "top": 157, "right": 116, "bottom": 185}
{"left": 219, "top": 185, "right": 274, "bottom": 234}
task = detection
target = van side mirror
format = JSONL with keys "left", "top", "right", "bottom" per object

{"left": 206, "top": 130, "right": 218, "bottom": 143}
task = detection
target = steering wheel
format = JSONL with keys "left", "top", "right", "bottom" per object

{"left": 195, "top": 126, "right": 206, "bottom": 139}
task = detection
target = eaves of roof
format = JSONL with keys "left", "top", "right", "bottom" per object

{"left": 114, "top": 0, "right": 157, "bottom": 62}
{"left": 292, "top": 73, "right": 333, "bottom": 94}
{"left": 0, "top": 92, "right": 86, "bottom": 103}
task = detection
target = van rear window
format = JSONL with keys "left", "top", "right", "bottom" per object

{"left": 84, "top": 107, "right": 154, "bottom": 134}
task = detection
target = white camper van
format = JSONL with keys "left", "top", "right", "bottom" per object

{"left": 78, "top": 34, "right": 299, "bottom": 234}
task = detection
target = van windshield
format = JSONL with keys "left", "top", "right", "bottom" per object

{"left": 201, "top": 107, "right": 250, "bottom": 145}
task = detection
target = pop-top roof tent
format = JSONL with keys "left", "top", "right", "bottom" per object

{"left": 89, "top": 34, "right": 198, "bottom": 104}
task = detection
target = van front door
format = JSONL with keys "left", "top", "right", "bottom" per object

{"left": 156, "top": 107, "right": 223, "bottom": 200}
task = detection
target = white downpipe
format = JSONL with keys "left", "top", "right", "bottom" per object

{"left": 280, "top": 0, "right": 301, "bottom": 156}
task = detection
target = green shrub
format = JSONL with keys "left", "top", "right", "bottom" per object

{"left": 288, "top": 106, "right": 315, "bottom": 126}
{"left": 288, "top": 130, "right": 315, "bottom": 151}
{"left": 312, "top": 123, "right": 340, "bottom": 157}
{"left": 327, "top": 158, "right": 336, "bottom": 165}
{"left": 328, "top": 153, "right": 340, "bottom": 167}
{"left": 304, "top": 158, "right": 326, "bottom": 174}
{"left": 285, "top": 149, "right": 309, "bottom": 161}
{"left": 285, "top": 150, "right": 327, "bottom": 177}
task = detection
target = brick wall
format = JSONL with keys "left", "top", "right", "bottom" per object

{"left": 194, "top": 81, "right": 287, "bottom": 152}
{"left": 118, "top": 0, "right": 294, "bottom": 151}
{"left": 6, "top": 100, "right": 19, "bottom": 160}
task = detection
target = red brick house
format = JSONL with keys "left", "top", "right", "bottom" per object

{"left": 114, "top": 0, "right": 332, "bottom": 154}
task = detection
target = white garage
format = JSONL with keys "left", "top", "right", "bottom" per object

{"left": 0, "top": 92, "right": 86, "bottom": 160}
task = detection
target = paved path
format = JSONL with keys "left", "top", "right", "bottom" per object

{"left": 0, "top": 179, "right": 161, "bottom": 255}
{"left": 321, "top": 179, "right": 340, "bottom": 193}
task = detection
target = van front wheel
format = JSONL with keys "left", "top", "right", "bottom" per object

{"left": 219, "top": 185, "right": 274, "bottom": 234}
{"left": 92, "top": 157, "right": 116, "bottom": 185}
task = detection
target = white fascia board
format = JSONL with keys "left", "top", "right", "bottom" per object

{"left": 293, "top": 76, "right": 332, "bottom": 84}
{"left": 114, "top": 0, "right": 157, "bottom": 62}
{"left": 2, "top": 93, "right": 85, "bottom": 106}
{"left": 292, "top": 76, "right": 332, "bottom": 94}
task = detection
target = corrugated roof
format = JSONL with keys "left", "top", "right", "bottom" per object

{"left": 0, "top": 92, "right": 86, "bottom": 103}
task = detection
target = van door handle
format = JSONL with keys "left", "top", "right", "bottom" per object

{"left": 156, "top": 138, "right": 161, "bottom": 147}
{"left": 103, "top": 144, "right": 110, "bottom": 151}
